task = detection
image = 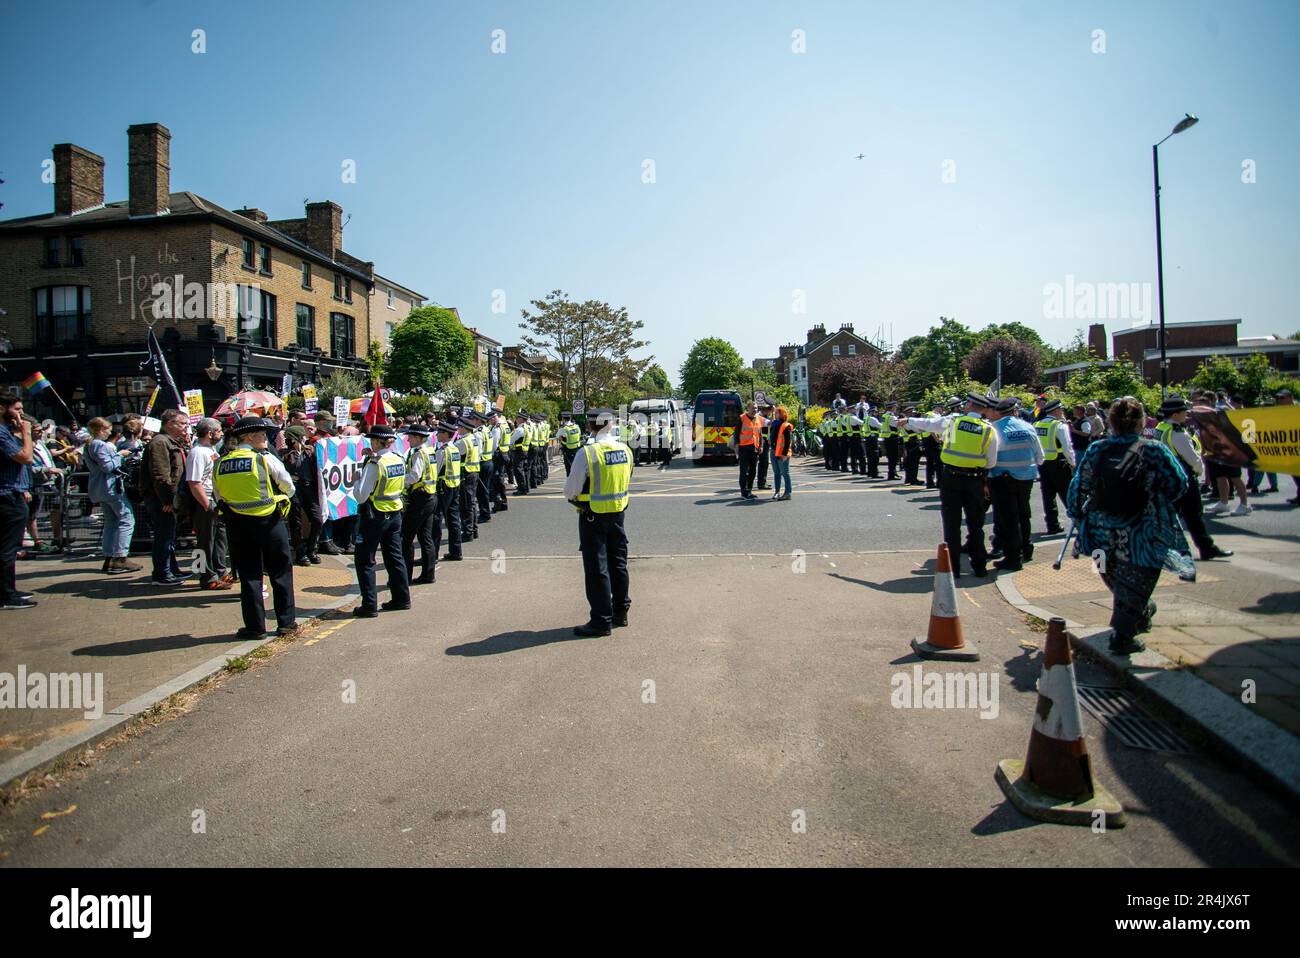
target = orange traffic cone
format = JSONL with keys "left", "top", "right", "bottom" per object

{"left": 996, "top": 617, "right": 1126, "bottom": 827}
{"left": 911, "top": 543, "right": 979, "bottom": 661}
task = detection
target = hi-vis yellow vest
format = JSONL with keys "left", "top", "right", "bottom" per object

{"left": 940, "top": 415, "right": 993, "bottom": 468}
{"left": 880, "top": 413, "right": 895, "bottom": 438}
{"left": 482, "top": 427, "right": 495, "bottom": 457}
{"left": 459, "top": 435, "right": 481, "bottom": 473}
{"left": 560, "top": 422, "right": 582, "bottom": 449}
{"left": 517, "top": 424, "right": 531, "bottom": 452}
{"left": 440, "top": 441, "right": 462, "bottom": 488}
{"left": 370, "top": 451, "right": 406, "bottom": 512}
{"left": 1156, "top": 420, "right": 1202, "bottom": 457}
{"left": 409, "top": 444, "right": 437, "bottom": 494}
{"left": 577, "top": 438, "right": 632, "bottom": 514}
{"left": 1035, "top": 418, "right": 1064, "bottom": 461}
{"left": 214, "top": 448, "right": 290, "bottom": 517}
{"left": 498, "top": 426, "right": 511, "bottom": 454}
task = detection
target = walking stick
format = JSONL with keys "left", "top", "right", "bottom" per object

{"left": 1052, "top": 519, "right": 1078, "bottom": 571}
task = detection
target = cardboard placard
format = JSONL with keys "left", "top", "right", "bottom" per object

{"left": 183, "top": 389, "right": 205, "bottom": 426}
{"left": 302, "top": 384, "right": 318, "bottom": 417}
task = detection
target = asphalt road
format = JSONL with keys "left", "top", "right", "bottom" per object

{"left": 2, "top": 455, "right": 1297, "bottom": 866}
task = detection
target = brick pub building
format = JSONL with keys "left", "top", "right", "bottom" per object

{"left": 0, "top": 122, "right": 386, "bottom": 420}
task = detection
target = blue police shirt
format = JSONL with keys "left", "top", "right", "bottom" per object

{"left": 990, "top": 416, "right": 1042, "bottom": 480}
{"left": 0, "top": 423, "right": 32, "bottom": 495}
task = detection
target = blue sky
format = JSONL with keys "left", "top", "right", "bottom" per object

{"left": 2, "top": 0, "right": 1297, "bottom": 382}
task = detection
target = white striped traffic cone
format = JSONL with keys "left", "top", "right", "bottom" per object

{"left": 911, "top": 543, "right": 979, "bottom": 661}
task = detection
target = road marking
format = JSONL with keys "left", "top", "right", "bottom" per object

{"left": 963, "top": 591, "right": 981, "bottom": 608}
{"left": 305, "top": 619, "right": 354, "bottom": 647}
{"left": 1164, "top": 761, "right": 1300, "bottom": 866}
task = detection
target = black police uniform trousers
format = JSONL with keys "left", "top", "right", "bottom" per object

{"left": 738, "top": 444, "right": 759, "bottom": 495}
{"left": 924, "top": 436, "right": 940, "bottom": 487}
{"left": 822, "top": 435, "right": 832, "bottom": 469}
{"left": 836, "top": 435, "right": 850, "bottom": 472}
{"left": 438, "top": 483, "right": 462, "bottom": 558}
{"left": 989, "top": 474, "right": 1034, "bottom": 566}
{"left": 1174, "top": 482, "right": 1215, "bottom": 556}
{"left": 757, "top": 440, "right": 770, "bottom": 488}
{"left": 903, "top": 439, "right": 922, "bottom": 484}
{"left": 849, "top": 436, "right": 866, "bottom": 474}
{"left": 1038, "top": 459, "right": 1072, "bottom": 532}
{"left": 866, "top": 436, "right": 881, "bottom": 477}
{"left": 529, "top": 448, "right": 542, "bottom": 487}
{"left": 476, "top": 460, "right": 494, "bottom": 522}
{"left": 225, "top": 509, "right": 296, "bottom": 634}
{"left": 562, "top": 446, "right": 577, "bottom": 475}
{"left": 541, "top": 444, "right": 550, "bottom": 482}
{"left": 459, "top": 473, "right": 478, "bottom": 539}
{"left": 401, "top": 488, "right": 440, "bottom": 583}
{"left": 884, "top": 436, "right": 901, "bottom": 479}
{"left": 579, "top": 509, "right": 630, "bottom": 628}
{"left": 356, "top": 505, "right": 410, "bottom": 611}
{"left": 940, "top": 467, "right": 989, "bottom": 575}
{"left": 512, "top": 449, "right": 530, "bottom": 494}
{"left": 492, "top": 453, "right": 510, "bottom": 509}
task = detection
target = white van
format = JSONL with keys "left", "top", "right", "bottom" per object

{"left": 629, "top": 397, "right": 683, "bottom": 462}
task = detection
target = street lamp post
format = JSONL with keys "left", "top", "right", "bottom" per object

{"left": 1153, "top": 113, "right": 1199, "bottom": 398}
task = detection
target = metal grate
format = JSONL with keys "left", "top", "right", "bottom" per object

{"left": 1077, "top": 685, "right": 1191, "bottom": 753}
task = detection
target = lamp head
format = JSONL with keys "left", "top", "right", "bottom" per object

{"left": 1172, "top": 113, "right": 1199, "bottom": 135}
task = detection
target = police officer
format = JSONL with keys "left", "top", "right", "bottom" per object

{"left": 489, "top": 412, "right": 510, "bottom": 511}
{"left": 901, "top": 404, "right": 924, "bottom": 485}
{"left": 556, "top": 411, "right": 582, "bottom": 474}
{"left": 819, "top": 413, "right": 832, "bottom": 469}
{"left": 352, "top": 423, "right": 411, "bottom": 617}
{"left": 214, "top": 416, "right": 297, "bottom": 638}
{"left": 847, "top": 401, "right": 868, "bottom": 475}
{"left": 1034, "top": 400, "right": 1076, "bottom": 535}
{"left": 511, "top": 411, "right": 531, "bottom": 495}
{"left": 455, "top": 418, "right": 480, "bottom": 542}
{"left": 881, "top": 402, "right": 901, "bottom": 480}
{"left": 863, "top": 402, "right": 883, "bottom": 478}
{"left": 1156, "top": 396, "right": 1233, "bottom": 561}
{"left": 564, "top": 408, "right": 632, "bottom": 637}
{"left": 435, "top": 420, "right": 463, "bottom": 561}
{"left": 905, "top": 394, "right": 1000, "bottom": 578}
{"left": 472, "top": 412, "right": 495, "bottom": 524}
{"left": 987, "top": 397, "right": 1044, "bottom": 571}
{"left": 401, "top": 421, "right": 439, "bottom": 585}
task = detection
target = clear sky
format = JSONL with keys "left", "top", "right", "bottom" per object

{"left": 2, "top": 0, "right": 1297, "bottom": 383}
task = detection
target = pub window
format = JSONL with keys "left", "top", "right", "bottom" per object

{"left": 44, "top": 237, "right": 60, "bottom": 267}
{"left": 238, "top": 285, "right": 277, "bottom": 348}
{"left": 296, "top": 303, "right": 315, "bottom": 350}
{"left": 330, "top": 312, "right": 355, "bottom": 359}
{"left": 34, "top": 285, "right": 92, "bottom": 347}
{"left": 259, "top": 244, "right": 272, "bottom": 274}
{"left": 241, "top": 238, "right": 255, "bottom": 268}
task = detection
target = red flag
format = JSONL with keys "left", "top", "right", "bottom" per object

{"left": 364, "top": 381, "right": 388, "bottom": 429}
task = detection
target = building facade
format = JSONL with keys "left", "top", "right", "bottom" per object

{"left": 0, "top": 122, "right": 391, "bottom": 420}
{"left": 773, "top": 323, "right": 882, "bottom": 404}
{"left": 371, "top": 276, "right": 426, "bottom": 349}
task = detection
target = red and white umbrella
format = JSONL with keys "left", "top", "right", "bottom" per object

{"left": 213, "top": 390, "right": 285, "bottom": 419}
{"left": 349, "top": 396, "right": 396, "bottom": 415}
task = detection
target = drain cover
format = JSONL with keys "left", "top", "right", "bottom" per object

{"left": 1076, "top": 685, "right": 1190, "bottom": 753}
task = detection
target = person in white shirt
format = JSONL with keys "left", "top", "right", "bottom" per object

{"left": 186, "top": 417, "right": 230, "bottom": 589}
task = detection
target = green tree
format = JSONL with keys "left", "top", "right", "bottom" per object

{"left": 898, "top": 317, "right": 977, "bottom": 392}
{"left": 440, "top": 361, "right": 487, "bottom": 409}
{"left": 391, "top": 394, "right": 431, "bottom": 419}
{"left": 638, "top": 363, "right": 673, "bottom": 396}
{"left": 365, "top": 340, "right": 386, "bottom": 385}
{"left": 1045, "top": 329, "right": 1094, "bottom": 367}
{"left": 963, "top": 337, "right": 1044, "bottom": 388}
{"left": 680, "top": 337, "right": 743, "bottom": 399}
{"left": 385, "top": 305, "right": 475, "bottom": 392}
{"left": 1186, "top": 353, "right": 1289, "bottom": 406}
{"left": 316, "top": 369, "right": 368, "bottom": 417}
{"left": 519, "top": 290, "right": 650, "bottom": 404}
{"left": 1061, "top": 359, "right": 1161, "bottom": 412}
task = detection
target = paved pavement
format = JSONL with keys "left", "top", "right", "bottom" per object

{"left": 2, "top": 456, "right": 1298, "bottom": 866}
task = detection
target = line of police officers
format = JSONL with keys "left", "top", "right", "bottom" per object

{"left": 211, "top": 406, "right": 611, "bottom": 638}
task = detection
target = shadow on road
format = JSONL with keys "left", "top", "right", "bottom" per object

{"left": 446, "top": 628, "right": 598, "bottom": 656}
{"left": 72, "top": 633, "right": 237, "bottom": 656}
{"left": 828, "top": 571, "right": 933, "bottom": 594}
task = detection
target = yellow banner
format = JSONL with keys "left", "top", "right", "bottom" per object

{"left": 1191, "top": 405, "right": 1300, "bottom": 476}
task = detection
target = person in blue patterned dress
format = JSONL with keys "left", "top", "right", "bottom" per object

{"left": 1067, "top": 396, "right": 1195, "bottom": 655}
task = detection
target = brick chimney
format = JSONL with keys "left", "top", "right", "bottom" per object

{"left": 233, "top": 207, "right": 268, "bottom": 224}
{"left": 840, "top": 323, "right": 854, "bottom": 334}
{"left": 806, "top": 323, "right": 826, "bottom": 344}
{"left": 52, "top": 144, "right": 105, "bottom": 215}
{"left": 1088, "top": 323, "right": 1107, "bottom": 360}
{"left": 127, "top": 123, "right": 171, "bottom": 216}
{"left": 305, "top": 201, "right": 343, "bottom": 256}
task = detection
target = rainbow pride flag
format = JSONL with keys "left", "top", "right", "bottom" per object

{"left": 21, "top": 371, "right": 51, "bottom": 394}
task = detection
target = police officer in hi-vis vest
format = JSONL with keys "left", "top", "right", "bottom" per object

{"left": 454, "top": 418, "right": 480, "bottom": 542}
{"left": 352, "top": 423, "right": 411, "bottom": 617}
{"left": 881, "top": 401, "right": 902, "bottom": 481}
{"left": 490, "top": 411, "right": 510, "bottom": 511}
{"left": 1034, "top": 400, "right": 1076, "bottom": 535}
{"left": 470, "top": 411, "right": 495, "bottom": 524}
{"left": 214, "top": 416, "right": 298, "bottom": 638}
{"left": 435, "top": 420, "right": 463, "bottom": 561}
{"left": 557, "top": 411, "right": 583, "bottom": 475}
{"left": 1156, "top": 396, "right": 1233, "bottom": 562}
{"left": 904, "top": 394, "right": 1001, "bottom": 578}
{"left": 400, "top": 422, "right": 439, "bottom": 585}
{"left": 511, "top": 411, "right": 531, "bottom": 495}
{"left": 564, "top": 408, "right": 633, "bottom": 637}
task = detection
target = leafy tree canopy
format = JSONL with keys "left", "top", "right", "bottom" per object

{"left": 385, "top": 305, "right": 475, "bottom": 392}
{"left": 680, "top": 337, "right": 744, "bottom": 399}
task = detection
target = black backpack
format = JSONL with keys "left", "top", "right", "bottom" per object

{"left": 1091, "top": 439, "right": 1148, "bottom": 519}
